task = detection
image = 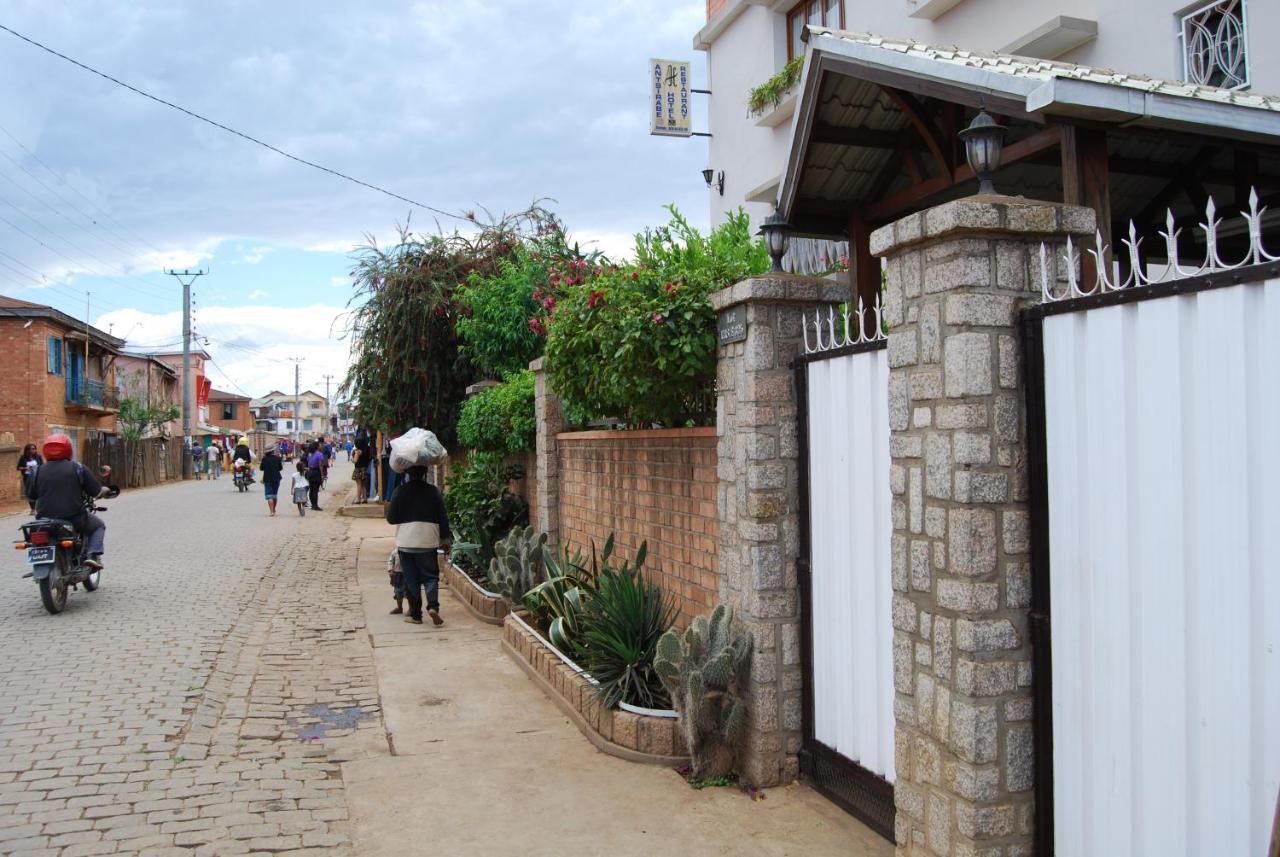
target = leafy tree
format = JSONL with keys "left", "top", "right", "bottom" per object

{"left": 117, "top": 398, "right": 180, "bottom": 441}
{"left": 456, "top": 370, "right": 536, "bottom": 454}
{"left": 338, "top": 208, "right": 554, "bottom": 444}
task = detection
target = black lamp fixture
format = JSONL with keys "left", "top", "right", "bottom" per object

{"left": 958, "top": 108, "right": 1007, "bottom": 195}
{"left": 702, "top": 167, "right": 725, "bottom": 196}
{"left": 757, "top": 211, "right": 790, "bottom": 273}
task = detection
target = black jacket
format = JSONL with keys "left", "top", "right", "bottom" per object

{"left": 233, "top": 444, "right": 252, "bottom": 462}
{"left": 385, "top": 479, "right": 452, "bottom": 543}
{"left": 259, "top": 453, "right": 284, "bottom": 485}
{"left": 31, "top": 460, "right": 101, "bottom": 520}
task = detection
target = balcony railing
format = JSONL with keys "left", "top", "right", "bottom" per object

{"left": 66, "top": 378, "right": 121, "bottom": 411}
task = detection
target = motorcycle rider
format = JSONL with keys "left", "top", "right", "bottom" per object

{"left": 233, "top": 437, "right": 255, "bottom": 484}
{"left": 28, "top": 434, "right": 110, "bottom": 570}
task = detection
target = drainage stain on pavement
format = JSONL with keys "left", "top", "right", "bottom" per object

{"left": 292, "top": 702, "right": 377, "bottom": 740}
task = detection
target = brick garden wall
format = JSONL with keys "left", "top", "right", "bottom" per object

{"left": 557, "top": 428, "right": 718, "bottom": 627}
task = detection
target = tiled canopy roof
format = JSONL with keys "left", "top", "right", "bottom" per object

{"left": 808, "top": 27, "right": 1280, "bottom": 112}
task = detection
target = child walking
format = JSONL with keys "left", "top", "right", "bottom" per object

{"left": 290, "top": 460, "right": 310, "bottom": 516}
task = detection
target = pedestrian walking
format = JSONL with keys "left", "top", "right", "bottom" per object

{"left": 290, "top": 460, "right": 310, "bottom": 516}
{"left": 209, "top": 443, "right": 223, "bottom": 480}
{"left": 345, "top": 440, "right": 353, "bottom": 461}
{"left": 191, "top": 443, "right": 205, "bottom": 480}
{"left": 260, "top": 447, "right": 284, "bottom": 517}
{"left": 386, "top": 550, "right": 405, "bottom": 614}
{"left": 305, "top": 442, "right": 326, "bottom": 511}
{"left": 385, "top": 465, "right": 451, "bottom": 626}
{"left": 15, "top": 443, "right": 42, "bottom": 514}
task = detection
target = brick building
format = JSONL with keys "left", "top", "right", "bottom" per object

{"left": 0, "top": 295, "right": 123, "bottom": 452}
{"left": 208, "top": 389, "right": 253, "bottom": 436}
{"left": 115, "top": 353, "right": 181, "bottom": 438}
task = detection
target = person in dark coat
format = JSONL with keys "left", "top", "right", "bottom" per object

{"left": 16, "top": 443, "right": 42, "bottom": 513}
{"left": 260, "top": 448, "right": 284, "bottom": 516}
{"left": 30, "top": 434, "right": 109, "bottom": 569}
{"left": 385, "top": 465, "right": 452, "bottom": 626}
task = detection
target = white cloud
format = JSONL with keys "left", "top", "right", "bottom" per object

{"left": 240, "top": 246, "right": 274, "bottom": 264}
{"left": 100, "top": 303, "right": 353, "bottom": 399}
{"left": 247, "top": 289, "right": 268, "bottom": 300}
{"left": 330, "top": 276, "right": 348, "bottom": 288}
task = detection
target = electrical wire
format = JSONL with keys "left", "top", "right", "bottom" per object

{"left": 0, "top": 119, "right": 167, "bottom": 258}
{"left": 0, "top": 23, "right": 467, "bottom": 222}
{"left": 203, "top": 353, "right": 251, "bottom": 397}
{"left": 0, "top": 186, "right": 176, "bottom": 303}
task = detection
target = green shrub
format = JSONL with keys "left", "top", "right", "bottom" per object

{"left": 455, "top": 370, "right": 536, "bottom": 454}
{"left": 542, "top": 207, "right": 768, "bottom": 427}
{"left": 444, "top": 452, "right": 528, "bottom": 573}
{"left": 456, "top": 250, "right": 546, "bottom": 378}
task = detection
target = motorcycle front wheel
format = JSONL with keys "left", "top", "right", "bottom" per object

{"left": 38, "top": 558, "right": 68, "bottom": 614}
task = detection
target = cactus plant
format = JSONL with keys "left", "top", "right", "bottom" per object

{"left": 654, "top": 604, "right": 752, "bottom": 782}
{"left": 486, "top": 526, "right": 546, "bottom": 603}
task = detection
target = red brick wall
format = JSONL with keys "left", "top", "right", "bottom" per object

{"left": 0, "top": 446, "right": 21, "bottom": 505}
{"left": 557, "top": 428, "right": 718, "bottom": 627}
{"left": 707, "top": 0, "right": 731, "bottom": 20}
{"left": 0, "top": 319, "right": 118, "bottom": 446}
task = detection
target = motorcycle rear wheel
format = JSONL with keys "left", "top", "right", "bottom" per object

{"left": 83, "top": 568, "right": 101, "bottom": 592}
{"left": 38, "top": 560, "right": 68, "bottom": 614}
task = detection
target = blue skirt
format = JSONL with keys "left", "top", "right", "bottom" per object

{"left": 264, "top": 481, "right": 280, "bottom": 500}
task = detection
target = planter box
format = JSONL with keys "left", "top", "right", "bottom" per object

{"left": 501, "top": 612, "right": 688, "bottom": 767}
{"left": 441, "top": 559, "right": 508, "bottom": 625}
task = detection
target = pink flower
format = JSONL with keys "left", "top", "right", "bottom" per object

{"left": 651, "top": 312, "right": 664, "bottom": 324}
{"left": 587, "top": 290, "right": 606, "bottom": 309}
{"left": 631, "top": 271, "right": 639, "bottom": 281}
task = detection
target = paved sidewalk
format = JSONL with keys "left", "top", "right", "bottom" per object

{"left": 342, "top": 523, "right": 892, "bottom": 857}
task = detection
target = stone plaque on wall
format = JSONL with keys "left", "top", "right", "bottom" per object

{"left": 717, "top": 305, "right": 747, "bottom": 345}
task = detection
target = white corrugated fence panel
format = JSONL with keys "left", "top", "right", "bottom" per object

{"left": 806, "top": 347, "right": 895, "bottom": 782}
{"left": 1043, "top": 278, "right": 1280, "bottom": 857}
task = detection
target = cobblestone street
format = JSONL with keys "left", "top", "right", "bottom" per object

{"left": 0, "top": 464, "right": 380, "bottom": 856}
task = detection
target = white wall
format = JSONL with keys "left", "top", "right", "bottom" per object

{"left": 698, "top": 0, "right": 1279, "bottom": 227}
{"left": 1043, "top": 278, "right": 1280, "bottom": 857}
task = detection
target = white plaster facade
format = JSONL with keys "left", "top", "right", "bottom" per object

{"left": 696, "top": 0, "right": 1279, "bottom": 227}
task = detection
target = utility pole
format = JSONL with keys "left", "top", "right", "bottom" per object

{"left": 319, "top": 374, "right": 334, "bottom": 435}
{"left": 288, "top": 357, "right": 304, "bottom": 445}
{"left": 164, "top": 268, "right": 207, "bottom": 478}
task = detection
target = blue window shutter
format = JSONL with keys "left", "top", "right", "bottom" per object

{"left": 47, "top": 337, "right": 62, "bottom": 374}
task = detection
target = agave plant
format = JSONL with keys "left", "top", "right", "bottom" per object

{"left": 573, "top": 540, "right": 676, "bottom": 709}
{"left": 523, "top": 538, "right": 592, "bottom": 651}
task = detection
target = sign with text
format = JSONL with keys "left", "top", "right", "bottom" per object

{"left": 650, "top": 58, "right": 692, "bottom": 137}
{"left": 717, "top": 306, "right": 747, "bottom": 345}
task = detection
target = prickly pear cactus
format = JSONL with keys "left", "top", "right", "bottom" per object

{"left": 486, "top": 526, "right": 546, "bottom": 604}
{"left": 654, "top": 603, "right": 752, "bottom": 781}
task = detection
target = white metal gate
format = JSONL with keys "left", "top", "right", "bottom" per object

{"left": 797, "top": 330, "right": 895, "bottom": 839}
{"left": 1036, "top": 274, "right": 1280, "bottom": 857}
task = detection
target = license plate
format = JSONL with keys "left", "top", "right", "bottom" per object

{"left": 26, "top": 546, "right": 54, "bottom": 564}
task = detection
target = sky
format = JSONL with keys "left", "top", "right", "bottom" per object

{"left": 0, "top": 1, "right": 710, "bottom": 398}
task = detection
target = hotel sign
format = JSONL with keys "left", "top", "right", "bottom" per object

{"left": 650, "top": 58, "right": 692, "bottom": 137}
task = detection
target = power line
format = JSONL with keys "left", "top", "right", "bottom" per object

{"left": 0, "top": 23, "right": 467, "bottom": 222}
{"left": 204, "top": 353, "right": 251, "bottom": 397}
{"left": 0, "top": 119, "right": 166, "bottom": 257}
{"left": 0, "top": 186, "right": 176, "bottom": 303}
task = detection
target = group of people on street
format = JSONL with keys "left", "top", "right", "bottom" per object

{"left": 255, "top": 437, "right": 335, "bottom": 517}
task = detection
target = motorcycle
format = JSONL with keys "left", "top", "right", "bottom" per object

{"left": 232, "top": 458, "right": 252, "bottom": 492}
{"left": 14, "top": 468, "right": 120, "bottom": 615}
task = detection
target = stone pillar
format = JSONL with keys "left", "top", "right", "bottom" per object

{"left": 870, "top": 197, "right": 1092, "bottom": 856}
{"left": 529, "top": 357, "right": 564, "bottom": 541}
{"left": 711, "top": 274, "right": 848, "bottom": 787}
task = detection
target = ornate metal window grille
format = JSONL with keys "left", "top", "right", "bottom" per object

{"left": 1180, "top": 0, "right": 1249, "bottom": 90}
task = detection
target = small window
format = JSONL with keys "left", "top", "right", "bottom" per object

{"left": 47, "top": 337, "right": 63, "bottom": 375}
{"left": 222, "top": 403, "right": 235, "bottom": 421}
{"left": 1181, "top": 0, "right": 1248, "bottom": 90}
{"left": 787, "top": 0, "right": 844, "bottom": 59}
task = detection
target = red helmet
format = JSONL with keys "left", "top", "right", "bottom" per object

{"left": 42, "top": 433, "right": 73, "bottom": 461}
